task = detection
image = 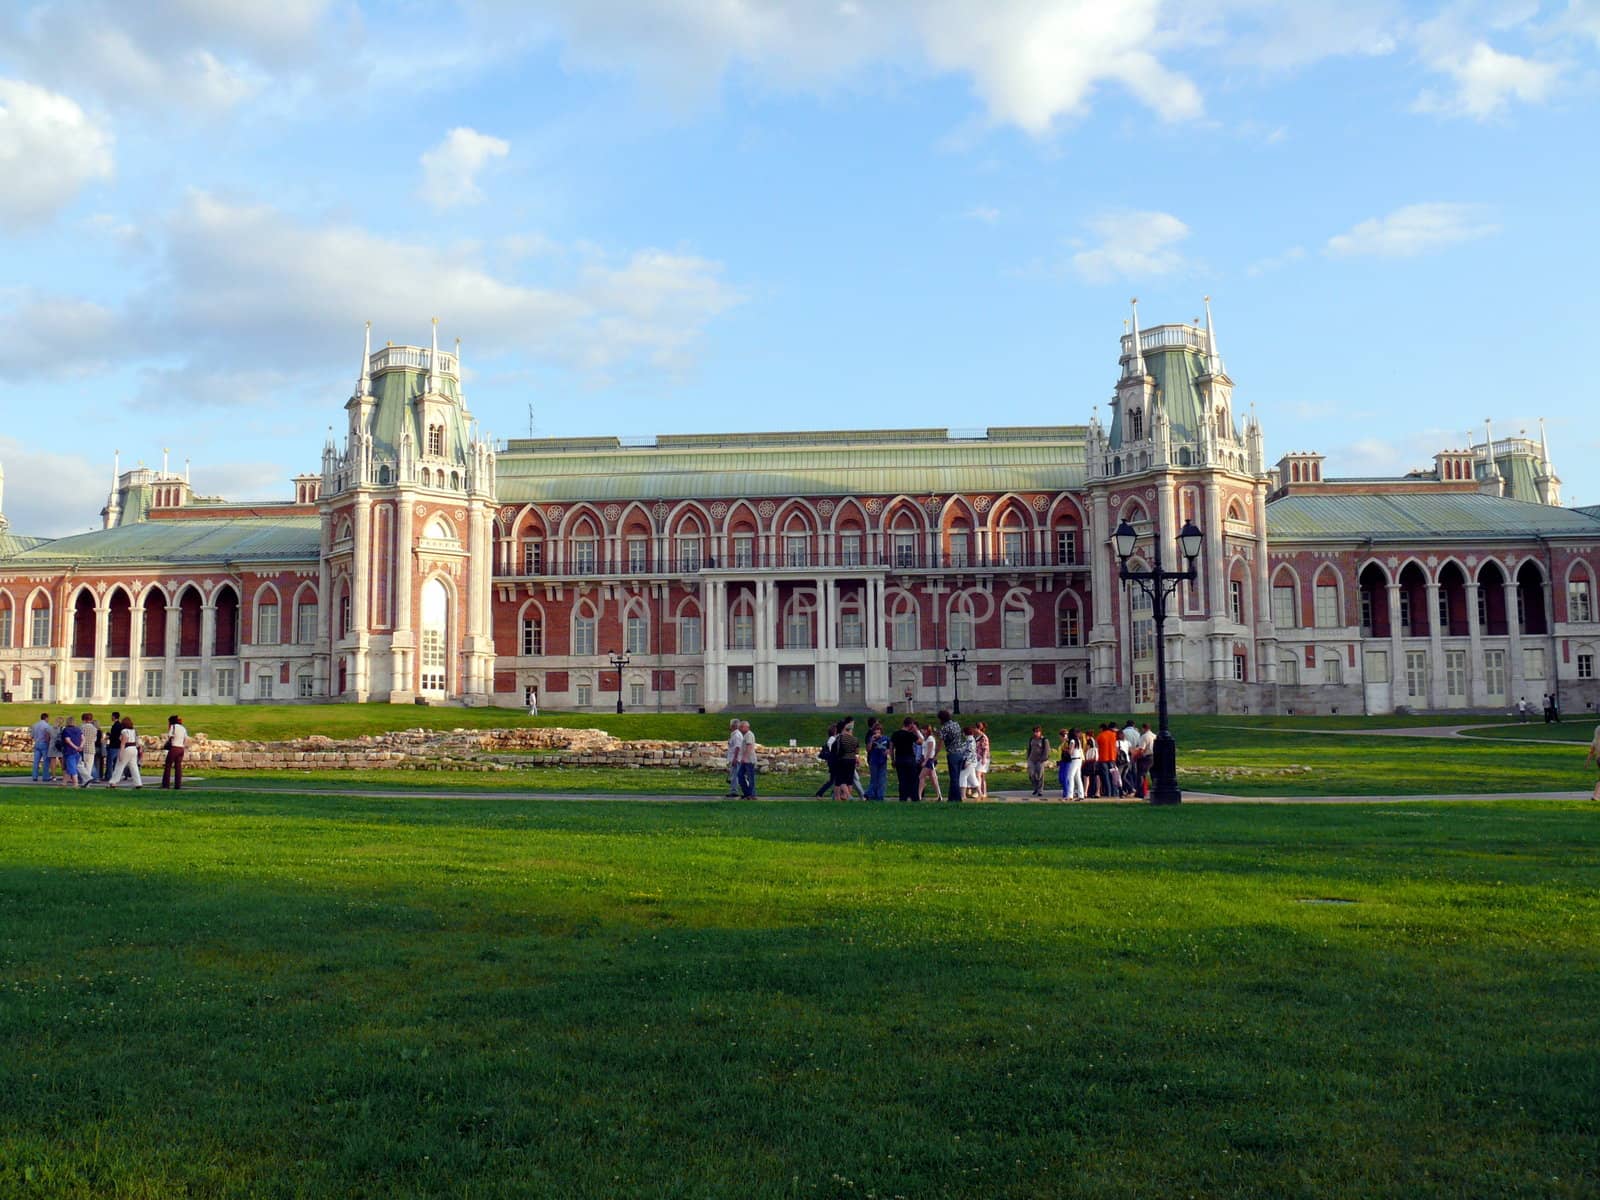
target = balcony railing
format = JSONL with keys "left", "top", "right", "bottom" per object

{"left": 497, "top": 548, "right": 1085, "bottom": 578}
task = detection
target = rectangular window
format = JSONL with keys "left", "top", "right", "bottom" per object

{"left": 523, "top": 542, "right": 543, "bottom": 575}
{"left": 214, "top": 668, "right": 235, "bottom": 698}
{"left": 840, "top": 535, "right": 862, "bottom": 567}
{"left": 679, "top": 616, "right": 702, "bottom": 655}
{"left": 1272, "top": 585, "right": 1297, "bottom": 630}
{"left": 1404, "top": 650, "right": 1427, "bottom": 698}
{"left": 893, "top": 533, "right": 916, "bottom": 570}
{"left": 1361, "top": 590, "right": 1374, "bottom": 632}
{"left": 1057, "top": 606, "right": 1081, "bottom": 647}
{"left": 339, "top": 594, "right": 351, "bottom": 637}
{"left": 1398, "top": 590, "right": 1412, "bottom": 635}
{"left": 521, "top": 619, "right": 543, "bottom": 656}
{"left": 0, "top": 609, "right": 12, "bottom": 646}
{"left": 31, "top": 606, "right": 50, "bottom": 647}
{"left": 891, "top": 610, "right": 918, "bottom": 651}
{"left": 1062, "top": 675, "right": 1079, "bottom": 700}
{"left": 1523, "top": 646, "right": 1546, "bottom": 680}
{"left": 573, "top": 617, "right": 597, "bottom": 657}
{"left": 1003, "top": 608, "right": 1027, "bottom": 649}
{"left": 949, "top": 534, "right": 969, "bottom": 568}
{"left": 297, "top": 673, "right": 314, "bottom": 698}
{"left": 1578, "top": 653, "right": 1595, "bottom": 679}
{"left": 296, "top": 603, "right": 317, "bottom": 644}
{"left": 730, "top": 614, "right": 754, "bottom": 651}
{"left": 420, "top": 629, "right": 446, "bottom": 691}
{"left": 731, "top": 669, "right": 753, "bottom": 701}
{"left": 626, "top": 615, "right": 648, "bottom": 655}
{"left": 841, "top": 667, "right": 864, "bottom": 699}
{"left": 629, "top": 682, "right": 645, "bottom": 707}
{"left": 576, "top": 683, "right": 592, "bottom": 706}
{"left": 1315, "top": 584, "right": 1339, "bottom": 628}
{"left": 1445, "top": 649, "right": 1467, "bottom": 697}
{"left": 109, "top": 669, "right": 128, "bottom": 699}
{"left": 1483, "top": 649, "right": 1505, "bottom": 697}
{"left": 628, "top": 538, "right": 648, "bottom": 573}
{"left": 1280, "top": 656, "right": 1299, "bottom": 685}
{"left": 1570, "top": 580, "right": 1594, "bottom": 623}
{"left": 947, "top": 613, "right": 974, "bottom": 651}
{"left": 677, "top": 539, "right": 702, "bottom": 573}
{"left": 1437, "top": 588, "right": 1450, "bottom": 632}
{"left": 255, "top": 603, "right": 279, "bottom": 645}
{"left": 180, "top": 668, "right": 200, "bottom": 699}
{"left": 144, "top": 668, "right": 164, "bottom": 699}
{"left": 1322, "top": 657, "right": 1341, "bottom": 685}
{"left": 681, "top": 677, "right": 700, "bottom": 706}
{"left": 839, "top": 611, "right": 864, "bottom": 649}
{"left": 1477, "top": 586, "right": 1489, "bottom": 630}
{"left": 784, "top": 612, "right": 811, "bottom": 650}
{"left": 1056, "top": 530, "right": 1078, "bottom": 566}
{"left": 75, "top": 670, "right": 92, "bottom": 700}
{"left": 1133, "top": 672, "right": 1155, "bottom": 704}
{"left": 1132, "top": 617, "right": 1156, "bottom": 659}
{"left": 257, "top": 673, "right": 274, "bottom": 699}
{"left": 572, "top": 539, "right": 597, "bottom": 573}
{"left": 1233, "top": 653, "right": 1247, "bottom": 682}
{"left": 1002, "top": 531, "right": 1025, "bottom": 567}
{"left": 1364, "top": 650, "right": 1389, "bottom": 684}
{"left": 1230, "top": 579, "right": 1244, "bottom": 624}
{"left": 30, "top": 676, "right": 44, "bottom": 701}
{"left": 785, "top": 536, "right": 809, "bottom": 568}
{"left": 733, "top": 535, "right": 754, "bottom": 569}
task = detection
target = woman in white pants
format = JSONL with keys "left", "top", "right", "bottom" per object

{"left": 1066, "top": 728, "right": 1086, "bottom": 800}
{"left": 108, "top": 718, "right": 143, "bottom": 788}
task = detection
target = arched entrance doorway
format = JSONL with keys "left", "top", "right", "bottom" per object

{"left": 420, "top": 578, "right": 449, "bottom": 696}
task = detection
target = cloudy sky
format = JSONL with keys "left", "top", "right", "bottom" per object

{"left": 2, "top": 0, "right": 1597, "bottom": 535}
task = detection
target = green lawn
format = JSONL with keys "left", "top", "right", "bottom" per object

{"left": 1460, "top": 721, "right": 1600, "bottom": 743}
{"left": 1, "top": 792, "right": 1596, "bottom": 1197}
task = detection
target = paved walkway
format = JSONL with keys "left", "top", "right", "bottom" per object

{"left": 3, "top": 776, "right": 1591, "bottom": 805}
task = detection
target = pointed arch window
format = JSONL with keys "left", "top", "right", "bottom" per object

{"left": 1128, "top": 410, "right": 1143, "bottom": 440}
{"left": 427, "top": 424, "right": 444, "bottom": 457}
{"left": 30, "top": 594, "right": 52, "bottom": 647}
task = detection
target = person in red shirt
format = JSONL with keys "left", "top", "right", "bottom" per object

{"left": 1096, "top": 724, "right": 1120, "bottom": 800}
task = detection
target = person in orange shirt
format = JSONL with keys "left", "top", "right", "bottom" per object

{"left": 1096, "top": 723, "right": 1120, "bottom": 799}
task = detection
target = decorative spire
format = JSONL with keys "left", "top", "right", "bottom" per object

{"left": 1483, "top": 419, "right": 1501, "bottom": 477}
{"left": 428, "top": 317, "right": 441, "bottom": 394}
{"left": 456, "top": 336, "right": 467, "bottom": 412}
{"left": 1204, "top": 295, "right": 1223, "bottom": 376}
{"left": 1538, "top": 416, "right": 1551, "bottom": 470}
{"left": 358, "top": 321, "right": 372, "bottom": 397}
{"left": 1127, "top": 297, "right": 1145, "bottom": 378}
{"left": 112, "top": 450, "right": 120, "bottom": 489}
{"left": 162, "top": 447, "right": 169, "bottom": 478}
{"left": 185, "top": 457, "right": 191, "bottom": 484}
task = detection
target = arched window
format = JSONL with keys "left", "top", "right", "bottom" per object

{"left": 571, "top": 599, "right": 599, "bottom": 656}
{"left": 420, "top": 578, "right": 449, "bottom": 693}
{"left": 1271, "top": 569, "right": 1299, "bottom": 630}
{"left": 1057, "top": 594, "right": 1082, "bottom": 646}
{"left": 947, "top": 595, "right": 975, "bottom": 652}
{"left": 623, "top": 600, "right": 649, "bottom": 655}
{"left": 1002, "top": 593, "right": 1031, "bottom": 648}
{"left": 887, "top": 591, "right": 919, "bottom": 651}
{"left": 377, "top": 465, "right": 391, "bottom": 485}
{"left": 520, "top": 605, "right": 544, "bottom": 656}
{"left": 427, "top": 424, "right": 444, "bottom": 457}
{"left": 295, "top": 589, "right": 319, "bottom": 644}
{"left": 676, "top": 517, "right": 704, "bottom": 572}
{"left": 0, "top": 591, "right": 12, "bottom": 648}
{"left": 29, "top": 592, "right": 52, "bottom": 647}
{"left": 214, "top": 585, "right": 240, "bottom": 656}
{"left": 337, "top": 582, "right": 352, "bottom": 639}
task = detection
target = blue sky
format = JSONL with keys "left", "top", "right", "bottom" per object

{"left": 2, "top": 1, "right": 1597, "bottom": 535}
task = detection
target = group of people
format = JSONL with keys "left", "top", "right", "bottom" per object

{"left": 27, "top": 711, "right": 191, "bottom": 789}
{"left": 1050, "top": 720, "right": 1155, "bottom": 800}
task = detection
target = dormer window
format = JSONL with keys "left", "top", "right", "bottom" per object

{"left": 427, "top": 424, "right": 444, "bottom": 457}
{"left": 1129, "top": 410, "right": 1143, "bottom": 440}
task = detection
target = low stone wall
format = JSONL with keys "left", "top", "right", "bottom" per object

{"left": 0, "top": 726, "right": 828, "bottom": 774}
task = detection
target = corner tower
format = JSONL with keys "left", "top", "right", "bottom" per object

{"left": 319, "top": 321, "right": 497, "bottom": 703}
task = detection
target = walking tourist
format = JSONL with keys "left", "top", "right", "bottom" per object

{"left": 1096, "top": 723, "right": 1119, "bottom": 798}
{"left": 1517, "top": 696, "right": 1529, "bottom": 722}
{"left": 832, "top": 717, "right": 860, "bottom": 802}
{"left": 890, "top": 717, "right": 921, "bottom": 801}
{"left": 725, "top": 718, "right": 742, "bottom": 797}
{"left": 59, "top": 717, "right": 83, "bottom": 788}
{"left": 1587, "top": 724, "right": 1600, "bottom": 801}
{"left": 865, "top": 720, "right": 888, "bottom": 801}
{"left": 1066, "top": 728, "right": 1086, "bottom": 799}
{"left": 161, "top": 714, "right": 189, "bottom": 790}
{"left": 814, "top": 722, "right": 839, "bottom": 797}
{"left": 974, "top": 721, "right": 991, "bottom": 799}
{"left": 30, "top": 711, "right": 53, "bottom": 782}
{"left": 78, "top": 713, "right": 100, "bottom": 785}
{"left": 918, "top": 722, "right": 944, "bottom": 801}
{"left": 1138, "top": 723, "right": 1156, "bottom": 797}
{"left": 1025, "top": 726, "right": 1050, "bottom": 797}
{"left": 737, "top": 721, "right": 757, "bottom": 798}
{"left": 958, "top": 726, "right": 980, "bottom": 800}
{"left": 938, "top": 710, "right": 965, "bottom": 803}
{"left": 1081, "top": 727, "right": 1099, "bottom": 797}
{"left": 108, "top": 717, "right": 143, "bottom": 788}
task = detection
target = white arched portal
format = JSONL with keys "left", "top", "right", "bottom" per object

{"left": 420, "top": 577, "right": 450, "bottom": 694}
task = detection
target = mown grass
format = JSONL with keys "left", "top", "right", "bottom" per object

{"left": 0, "top": 792, "right": 1596, "bottom": 1197}
{"left": 1462, "top": 721, "right": 1600, "bottom": 744}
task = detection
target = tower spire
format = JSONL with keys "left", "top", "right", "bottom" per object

{"left": 1204, "top": 294, "right": 1223, "bottom": 376}
{"left": 1127, "top": 297, "right": 1145, "bottom": 378}
{"left": 1539, "top": 416, "right": 1551, "bottom": 470}
{"left": 358, "top": 321, "right": 372, "bottom": 397}
{"left": 428, "top": 317, "right": 440, "bottom": 394}
{"left": 456, "top": 336, "right": 467, "bottom": 412}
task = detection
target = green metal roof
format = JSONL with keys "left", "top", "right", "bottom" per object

{"left": 1110, "top": 346, "right": 1222, "bottom": 450}
{"left": 1267, "top": 492, "right": 1600, "bottom": 543}
{"left": 368, "top": 368, "right": 470, "bottom": 462}
{"left": 496, "top": 432, "right": 1087, "bottom": 502}
{"left": 1574, "top": 505, "right": 1600, "bottom": 521}
{"left": 0, "top": 529, "right": 50, "bottom": 558}
{"left": 2, "top": 517, "right": 321, "bottom": 568}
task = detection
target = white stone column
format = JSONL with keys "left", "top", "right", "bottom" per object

{"left": 1425, "top": 581, "right": 1444, "bottom": 709}
{"left": 1465, "top": 583, "right": 1483, "bottom": 707}
{"left": 201, "top": 602, "right": 217, "bottom": 703}
{"left": 91, "top": 598, "right": 109, "bottom": 704}
{"left": 1387, "top": 582, "right": 1405, "bottom": 711}
{"left": 126, "top": 601, "right": 144, "bottom": 705}
{"left": 351, "top": 497, "right": 371, "bottom": 699}
{"left": 164, "top": 603, "right": 180, "bottom": 703}
{"left": 754, "top": 579, "right": 773, "bottom": 706}
{"left": 1504, "top": 579, "right": 1525, "bottom": 709}
{"left": 391, "top": 497, "right": 415, "bottom": 700}
{"left": 1253, "top": 485, "right": 1275, "bottom": 686}
{"left": 464, "top": 503, "right": 488, "bottom": 699}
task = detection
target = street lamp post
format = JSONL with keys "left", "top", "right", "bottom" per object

{"left": 609, "top": 649, "right": 631, "bottom": 714}
{"left": 944, "top": 648, "right": 968, "bottom": 715}
{"left": 1113, "top": 517, "right": 1204, "bottom": 805}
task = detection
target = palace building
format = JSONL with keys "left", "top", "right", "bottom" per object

{"left": 1, "top": 308, "right": 1596, "bottom": 717}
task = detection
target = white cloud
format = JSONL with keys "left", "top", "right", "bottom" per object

{"left": 1070, "top": 211, "right": 1191, "bottom": 282}
{"left": 0, "top": 289, "right": 131, "bottom": 371}
{"left": 0, "top": 437, "right": 111, "bottom": 537}
{"left": 1413, "top": 39, "right": 1561, "bottom": 118}
{"left": 0, "top": 78, "right": 114, "bottom": 228}
{"left": 964, "top": 205, "right": 1000, "bottom": 224}
{"left": 1325, "top": 203, "right": 1499, "bottom": 258}
{"left": 1246, "top": 245, "right": 1306, "bottom": 276}
{"left": 419, "top": 127, "right": 511, "bottom": 210}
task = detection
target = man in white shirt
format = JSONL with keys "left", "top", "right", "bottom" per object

{"left": 160, "top": 714, "right": 189, "bottom": 790}
{"left": 725, "top": 718, "right": 743, "bottom": 797}
{"left": 736, "top": 721, "right": 757, "bottom": 798}
{"left": 78, "top": 714, "right": 101, "bottom": 785}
